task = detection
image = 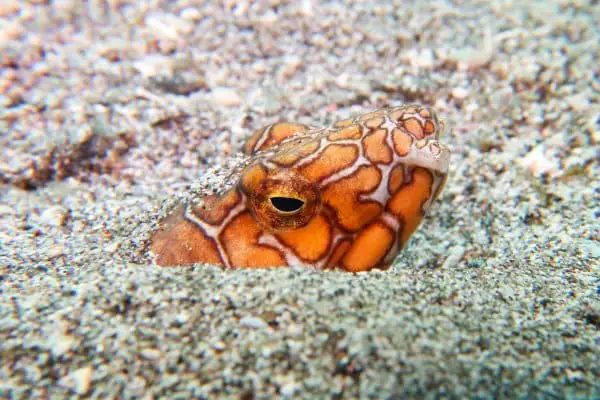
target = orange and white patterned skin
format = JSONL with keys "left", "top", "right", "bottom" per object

{"left": 150, "top": 105, "right": 450, "bottom": 272}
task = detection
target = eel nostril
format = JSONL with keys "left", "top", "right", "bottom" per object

{"left": 270, "top": 197, "right": 305, "bottom": 213}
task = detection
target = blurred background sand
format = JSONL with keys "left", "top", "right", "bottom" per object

{"left": 1, "top": 1, "right": 598, "bottom": 398}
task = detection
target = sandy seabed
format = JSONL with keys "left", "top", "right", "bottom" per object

{"left": 1, "top": 1, "right": 598, "bottom": 398}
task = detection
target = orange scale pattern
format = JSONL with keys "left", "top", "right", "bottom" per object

{"left": 150, "top": 105, "right": 451, "bottom": 271}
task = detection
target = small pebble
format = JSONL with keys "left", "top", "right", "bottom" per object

{"left": 519, "top": 146, "right": 558, "bottom": 177}
{"left": 286, "top": 323, "right": 303, "bottom": 338}
{"left": 180, "top": 7, "right": 201, "bottom": 20}
{"left": 239, "top": 316, "right": 268, "bottom": 329}
{"left": 49, "top": 332, "right": 78, "bottom": 357}
{"left": 175, "top": 312, "right": 190, "bottom": 324}
{"left": 253, "top": 61, "right": 267, "bottom": 73}
{"left": 140, "top": 348, "right": 162, "bottom": 360}
{"left": 280, "top": 56, "right": 301, "bottom": 78}
{"left": 59, "top": 366, "right": 93, "bottom": 395}
{"left": 72, "top": 220, "right": 86, "bottom": 233}
{"left": 565, "top": 369, "right": 584, "bottom": 382}
{"left": 39, "top": 206, "right": 68, "bottom": 227}
{"left": 442, "top": 245, "right": 466, "bottom": 269}
{"left": 212, "top": 341, "right": 227, "bottom": 351}
{"left": 212, "top": 87, "right": 242, "bottom": 107}
{"left": 145, "top": 13, "right": 180, "bottom": 40}
{"left": 46, "top": 244, "right": 66, "bottom": 259}
{"left": 280, "top": 381, "right": 299, "bottom": 397}
{"left": 132, "top": 55, "right": 174, "bottom": 78}
{"left": 104, "top": 242, "right": 120, "bottom": 254}
{"left": 451, "top": 87, "right": 469, "bottom": 100}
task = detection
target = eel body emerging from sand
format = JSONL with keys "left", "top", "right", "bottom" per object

{"left": 150, "top": 105, "right": 450, "bottom": 271}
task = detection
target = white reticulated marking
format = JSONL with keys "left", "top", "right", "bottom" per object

{"left": 325, "top": 231, "right": 353, "bottom": 269}
{"left": 381, "top": 211, "right": 400, "bottom": 232}
{"left": 397, "top": 140, "right": 451, "bottom": 174}
{"left": 383, "top": 111, "right": 449, "bottom": 174}
{"left": 422, "top": 173, "right": 445, "bottom": 212}
{"left": 252, "top": 124, "right": 273, "bottom": 152}
{"left": 257, "top": 229, "right": 353, "bottom": 269}
{"left": 360, "top": 125, "right": 405, "bottom": 203}
{"left": 185, "top": 192, "right": 248, "bottom": 268}
{"left": 316, "top": 137, "right": 370, "bottom": 188}
{"left": 258, "top": 233, "right": 315, "bottom": 269}
{"left": 289, "top": 136, "right": 328, "bottom": 169}
{"left": 319, "top": 157, "right": 371, "bottom": 188}
{"left": 262, "top": 159, "right": 279, "bottom": 171}
{"left": 380, "top": 117, "right": 398, "bottom": 133}
{"left": 359, "top": 162, "right": 391, "bottom": 204}
{"left": 381, "top": 214, "right": 402, "bottom": 264}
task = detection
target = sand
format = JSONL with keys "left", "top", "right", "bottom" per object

{"left": 1, "top": 1, "right": 598, "bottom": 398}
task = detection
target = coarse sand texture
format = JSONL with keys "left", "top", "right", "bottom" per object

{"left": 1, "top": 1, "right": 598, "bottom": 399}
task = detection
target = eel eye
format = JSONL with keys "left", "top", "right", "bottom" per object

{"left": 240, "top": 168, "right": 320, "bottom": 232}
{"left": 269, "top": 196, "right": 305, "bottom": 214}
